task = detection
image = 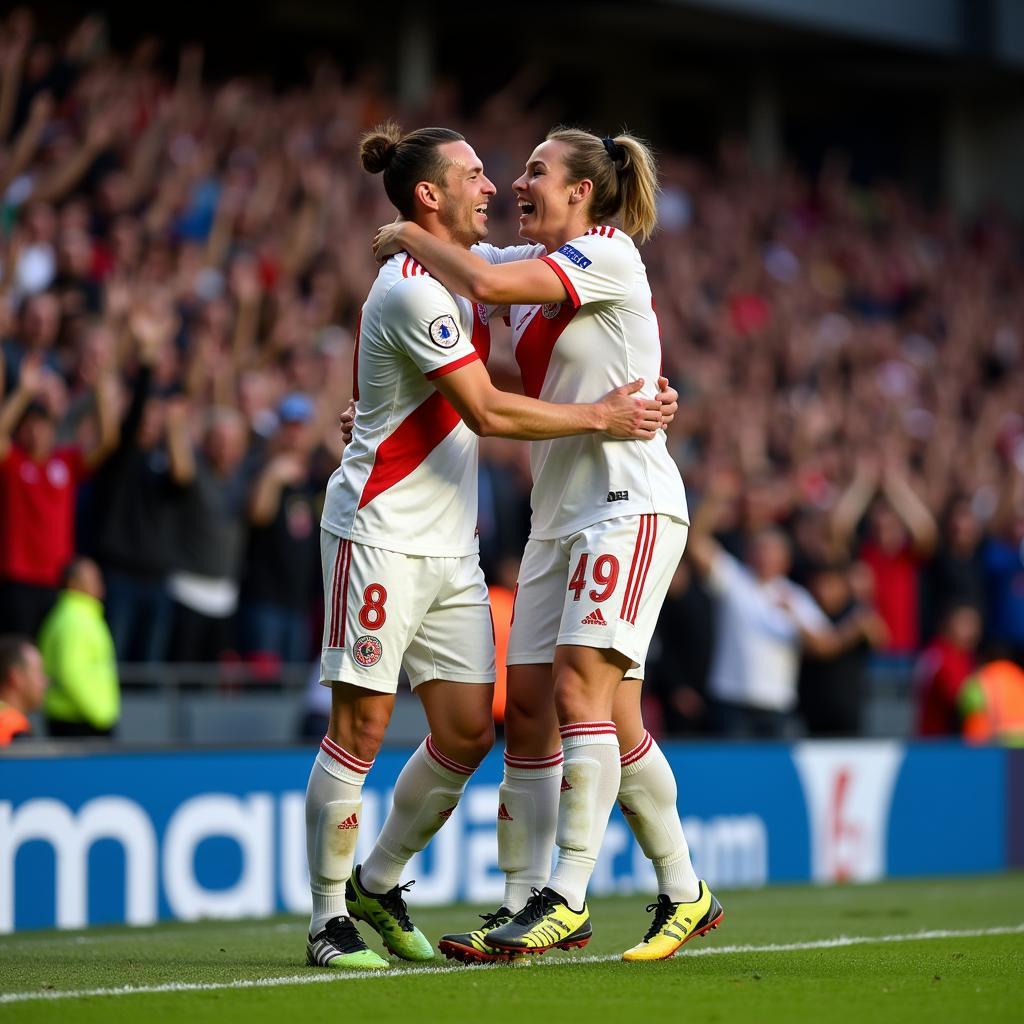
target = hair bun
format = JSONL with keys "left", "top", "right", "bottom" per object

{"left": 359, "top": 122, "right": 403, "bottom": 174}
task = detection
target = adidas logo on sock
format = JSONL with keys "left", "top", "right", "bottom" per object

{"left": 438, "top": 805, "right": 457, "bottom": 820}
{"left": 560, "top": 776, "right": 572, "bottom": 792}
{"left": 336, "top": 814, "right": 359, "bottom": 830}
{"left": 497, "top": 803, "right": 514, "bottom": 821}
{"left": 581, "top": 608, "right": 608, "bottom": 626}
{"left": 619, "top": 801, "right": 638, "bottom": 816}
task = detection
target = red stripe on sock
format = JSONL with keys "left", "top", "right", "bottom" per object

{"left": 425, "top": 735, "right": 475, "bottom": 776}
{"left": 559, "top": 721, "right": 617, "bottom": 738}
{"left": 504, "top": 750, "right": 565, "bottom": 769}
{"left": 621, "top": 731, "right": 654, "bottom": 766}
{"left": 320, "top": 736, "right": 374, "bottom": 774}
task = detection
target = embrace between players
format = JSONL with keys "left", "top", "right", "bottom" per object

{"left": 303, "top": 121, "right": 723, "bottom": 970}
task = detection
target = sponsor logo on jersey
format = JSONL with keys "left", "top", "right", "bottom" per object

{"left": 428, "top": 314, "right": 460, "bottom": 349}
{"left": 541, "top": 302, "right": 561, "bottom": 319}
{"left": 607, "top": 490, "right": 629, "bottom": 502}
{"left": 353, "top": 635, "right": 383, "bottom": 667}
{"left": 557, "top": 243, "right": 592, "bottom": 269}
{"left": 581, "top": 609, "right": 608, "bottom": 627}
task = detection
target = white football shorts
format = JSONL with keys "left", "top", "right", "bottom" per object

{"left": 319, "top": 529, "right": 496, "bottom": 693}
{"left": 507, "top": 514, "right": 687, "bottom": 680}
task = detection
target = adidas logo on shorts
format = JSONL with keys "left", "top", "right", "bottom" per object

{"left": 581, "top": 608, "right": 608, "bottom": 626}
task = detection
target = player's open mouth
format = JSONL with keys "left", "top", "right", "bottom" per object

{"left": 518, "top": 201, "right": 536, "bottom": 216}
{"left": 474, "top": 204, "right": 488, "bottom": 217}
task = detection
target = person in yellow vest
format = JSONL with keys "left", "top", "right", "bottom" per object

{"left": 39, "top": 557, "right": 120, "bottom": 738}
{"left": 0, "top": 636, "right": 47, "bottom": 744}
{"left": 959, "top": 653, "right": 1024, "bottom": 746}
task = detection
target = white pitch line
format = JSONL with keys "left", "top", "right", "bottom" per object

{"left": 1, "top": 923, "right": 1021, "bottom": 1006}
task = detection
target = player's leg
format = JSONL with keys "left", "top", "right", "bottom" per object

{"left": 613, "top": 679, "right": 721, "bottom": 960}
{"left": 488, "top": 516, "right": 690, "bottom": 954}
{"left": 351, "top": 554, "right": 495, "bottom": 961}
{"left": 304, "top": 532, "right": 416, "bottom": 969}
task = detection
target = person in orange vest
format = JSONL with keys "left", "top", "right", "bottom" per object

{"left": 959, "top": 652, "right": 1024, "bottom": 745}
{"left": 488, "top": 558, "right": 521, "bottom": 727}
{"left": 0, "top": 635, "right": 48, "bottom": 744}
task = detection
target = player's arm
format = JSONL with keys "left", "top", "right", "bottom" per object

{"left": 376, "top": 221, "right": 566, "bottom": 307}
{"left": 434, "top": 357, "right": 660, "bottom": 441}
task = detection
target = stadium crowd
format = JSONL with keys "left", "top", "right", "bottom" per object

{"left": 0, "top": 11, "right": 1022, "bottom": 741}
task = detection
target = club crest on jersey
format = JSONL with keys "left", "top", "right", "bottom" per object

{"left": 429, "top": 314, "right": 460, "bottom": 349}
{"left": 541, "top": 302, "right": 561, "bottom": 319}
{"left": 353, "top": 635, "right": 383, "bottom": 667}
{"left": 557, "top": 243, "right": 592, "bottom": 269}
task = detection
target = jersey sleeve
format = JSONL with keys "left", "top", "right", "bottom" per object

{"left": 473, "top": 241, "right": 546, "bottom": 265}
{"left": 381, "top": 278, "right": 482, "bottom": 381}
{"left": 538, "top": 231, "right": 634, "bottom": 309}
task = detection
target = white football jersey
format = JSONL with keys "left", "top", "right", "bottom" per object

{"left": 509, "top": 227, "right": 689, "bottom": 539}
{"left": 321, "top": 252, "right": 492, "bottom": 556}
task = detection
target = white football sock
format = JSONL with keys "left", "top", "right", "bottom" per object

{"left": 305, "top": 736, "right": 373, "bottom": 937}
{"left": 618, "top": 731, "right": 700, "bottom": 903}
{"left": 360, "top": 735, "right": 475, "bottom": 895}
{"left": 547, "top": 721, "right": 621, "bottom": 912}
{"left": 498, "top": 748, "right": 564, "bottom": 913}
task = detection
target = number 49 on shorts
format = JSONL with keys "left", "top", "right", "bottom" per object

{"left": 567, "top": 554, "right": 620, "bottom": 602}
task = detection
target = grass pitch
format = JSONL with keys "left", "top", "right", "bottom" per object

{"left": 1, "top": 874, "right": 1022, "bottom": 1023}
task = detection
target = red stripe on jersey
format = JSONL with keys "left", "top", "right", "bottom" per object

{"left": 538, "top": 256, "right": 581, "bottom": 310}
{"left": 356, "top": 391, "right": 462, "bottom": 510}
{"left": 402, "top": 256, "right": 411, "bottom": 278}
{"left": 471, "top": 303, "right": 491, "bottom": 362}
{"left": 608, "top": 227, "right": 616, "bottom": 237}
{"left": 424, "top": 351, "right": 480, "bottom": 380}
{"left": 515, "top": 300, "right": 577, "bottom": 399}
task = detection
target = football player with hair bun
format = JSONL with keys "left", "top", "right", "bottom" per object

{"left": 303, "top": 121, "right": 666, "bottom": 970}
{"left": 376, "top": 127, "right": 722, "bottom": 962}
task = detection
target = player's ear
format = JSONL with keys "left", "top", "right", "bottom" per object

{"left": 568, "top": 178, "right": 593, "bottom": 206}
{"left": 414, "top": 180, "right": 442, "bottom": 212}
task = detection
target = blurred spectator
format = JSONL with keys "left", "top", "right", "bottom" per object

{"left": 91, "top": 303, "right": 190, "bottom": 661}
{"left": 922, "top": 497, "right": 987, "bottom": 642}
{"left": 0, "top": 352, "right": 117, "bottom": 634}
{"left": 799, "top": 560, "right": 887, "bottom": 737}
{"left": 982, "top": 468, "right": 1024, "bottom": 661}
{"left": 687, "top": 473, "right": 879, "bottom": 738}
{"left": 0, "top": 634, "right": 47, "bottom": 744}
{"left": 167, "top": 406, "right": 249, "bottom": 662}
{"left": 487, "top": 557, "right": 519, "bottom": 727}
{"left": 645, "top": 559, "right": 713, "bottom": 735}
{"left": 913, "top": 603, "right": 982, "bottom": 737}
{"left": 831, "top": 455, "right": 938, "bottom": 656}
{"left": 39, "top": 556, "right": 119, "bottom": 737}
{"left": 238, "top": 393, "right": 320, "bottom": 664}
{"left": 959, "top": 654, "right": 1024, "bottom": 745}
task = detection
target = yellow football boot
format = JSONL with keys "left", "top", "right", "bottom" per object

{"left": 484, "top": 888, "right": 592, "bottom": 955}
{"left": 622, "top": 881, "right": 723, "bottom": 962}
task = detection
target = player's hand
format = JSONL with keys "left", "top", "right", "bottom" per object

{"left": 655, "top": 375, "right": 678, "bottom": 430}
{"left": 339, "top": 399, "right": 355, "bottom": 444}
{"left": 598, "top": 379, "right": 662, "bottom": 440}
{"left": 372, "top": 219, "right": 406, "bottom": 263}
